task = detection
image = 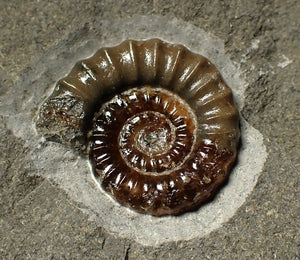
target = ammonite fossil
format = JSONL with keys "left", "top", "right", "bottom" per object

{"left": 37, "top": 39, "right": 239, "bottom": 216}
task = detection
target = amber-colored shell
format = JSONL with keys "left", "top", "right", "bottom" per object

{"left": 37, "top": 39, "right": 239, "bottom": 216}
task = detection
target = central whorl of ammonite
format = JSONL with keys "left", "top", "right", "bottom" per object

{"left": 130, "top": 113, "right": 174, "bottom": 157}
{"left": 36, "top": 38, "right": 240, "bottom": 216}
{"left": 120, "top": 111, "right": 177, "bottom": 172}
{"left": 91, "top": 87, "right": 197, "bottom": 175}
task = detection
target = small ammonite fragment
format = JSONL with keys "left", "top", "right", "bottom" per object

{"left": 37, "top": 39, "right": 240, "bottom": 216}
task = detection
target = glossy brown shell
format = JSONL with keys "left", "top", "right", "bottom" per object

{"left": 37, "top": 39, "right": 239, "bottom": 216}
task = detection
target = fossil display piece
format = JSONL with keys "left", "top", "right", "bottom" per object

{"left": 36, "top": 39, "right": 240, "bottom": 216}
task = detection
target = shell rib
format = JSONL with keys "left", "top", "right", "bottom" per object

{"left": 36, "top": 39, "right": 240, "bottom": 216}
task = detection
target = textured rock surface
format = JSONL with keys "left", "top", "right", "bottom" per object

{"left": 0, "top": 1, "right": 299, "bottom": 259}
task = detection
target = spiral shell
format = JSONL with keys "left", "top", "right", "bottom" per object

{"left": 37, "top": 39, "right": 239, "bottom": 216}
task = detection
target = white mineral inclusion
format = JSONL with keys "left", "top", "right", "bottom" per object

{"left": 2, "top": 15, "right": 267, "bottom": 246}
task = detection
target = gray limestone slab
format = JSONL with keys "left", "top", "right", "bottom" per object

{"left": 0, "top": 1, "right": 298, "bottom": 259}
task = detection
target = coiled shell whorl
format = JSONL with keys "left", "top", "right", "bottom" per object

{"left": 37, "top": 39, "right": 239, "bottom": 216}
